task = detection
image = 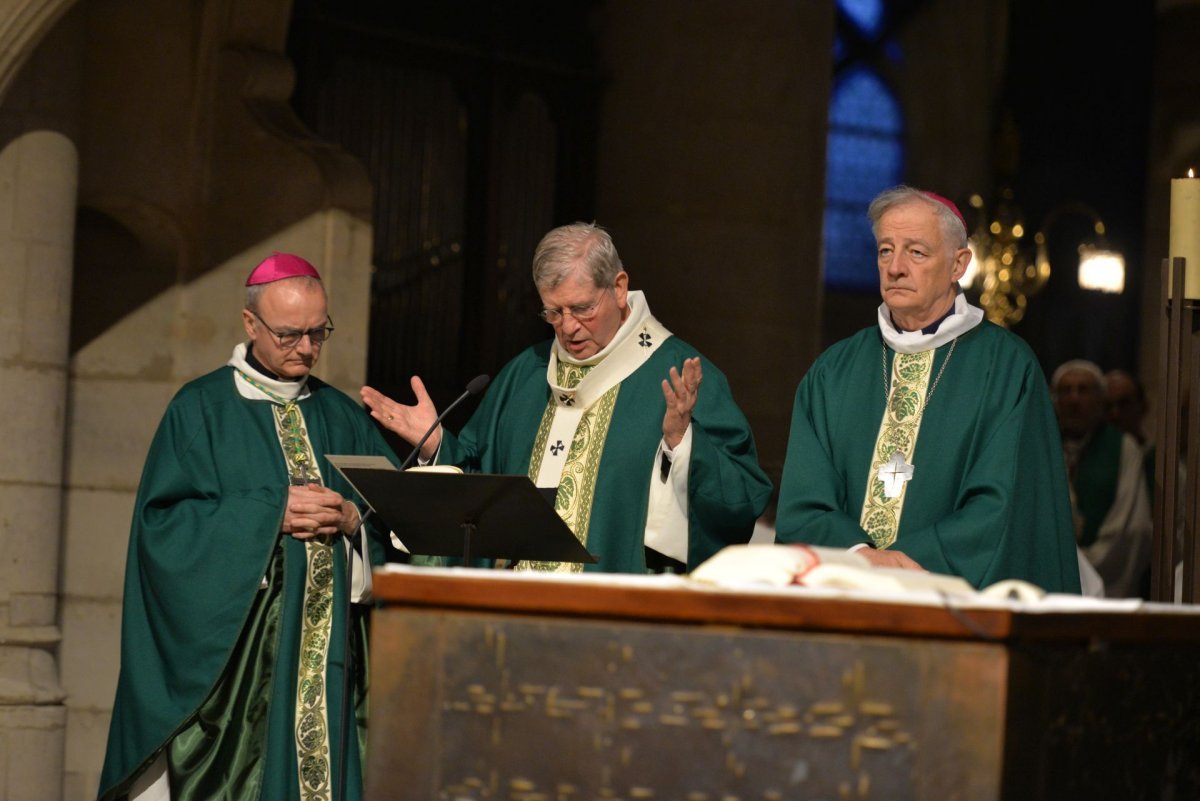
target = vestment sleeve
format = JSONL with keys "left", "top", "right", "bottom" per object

{"left": 775, "top": 370, "right": 875, "bottom": 547}
{"left": 436, "top": 359, "right": 516, "bottom": 471}
{"left": 896, "top": 364, "right": 1081, "bottom": 592}
{"left": 104, "top": 397, "right": 287, "bottom": 791}
{"left": 683, "top": 363, "right": 774, "bottom": 567}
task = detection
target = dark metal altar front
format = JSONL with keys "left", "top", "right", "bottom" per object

{"left": 366, "top": 572, "right": 1200, "bottom": 801}
{"left": 380, "top": 615, "right": 1000, "bottom": 801}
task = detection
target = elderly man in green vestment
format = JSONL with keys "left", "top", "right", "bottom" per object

{"left": 775, "top": 186, "right": 1081, "bottom": 593}
{"left": 99, "top": 253, "right": 400, "bottom": 800}
{"left": 1053, "top": 359, "right": 1152, "bottom": 597}
{"left": 361, "top": 222, "right": 772, "bottom": 573}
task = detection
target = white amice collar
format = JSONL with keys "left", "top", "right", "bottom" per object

{"left": 877, "top": 291, "right": 985, "bottom": 354}
{"left": 554, "top": 289, "right": 651, "bottom": 366}
{"left": 545, "top": 290, "right": 671, "bottom": 410}
{"left": 227, "top": 342, "right": 312, "bottom": 403}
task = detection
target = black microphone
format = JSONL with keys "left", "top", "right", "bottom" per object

{"left": 399, "top": 374, "right": 490, "bottom": 470}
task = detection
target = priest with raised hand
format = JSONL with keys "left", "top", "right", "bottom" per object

{"left": 775, "top": 186, "right": 1081, "bottom": 593}
{"left": 99, "top": 253, "right": 400, "bottom": 801}
{"left": 361, "top": 222, "right": 772, "bottom": 574}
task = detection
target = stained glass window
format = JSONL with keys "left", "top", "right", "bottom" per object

{"left": 838, "top": 0, "right": 884, "bottom": 37}
{"left": 822, "top": 63, "right": 904, "bottom": 290}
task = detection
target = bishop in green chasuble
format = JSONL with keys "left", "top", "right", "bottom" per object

{"left": 99, "top": 257, "right": 399, "bottom": 801}
{"left": 362, "top": 223, "right": 771, "bottom": 574}
{"left": 776, "top": 188, "right": 1080, "bottom": 593}
{"left": 438, "top": 298, "right": 770, "bottom": 573}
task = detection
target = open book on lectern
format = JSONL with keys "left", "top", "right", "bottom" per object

{"left": 325, "top": 455, "right": 597, "bottom": 565}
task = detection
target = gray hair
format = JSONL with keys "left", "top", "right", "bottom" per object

{"left": 532, "top": 222, "right": 624, "bottom": 291}
{"left": 245, "top": 275, "right": 324, "bottom": 313}
{"left": 867, "top": 185, "right": 969, "bottom": 250}
{"left": 1052, "top": 359, "right": 1105, "bottom": 395}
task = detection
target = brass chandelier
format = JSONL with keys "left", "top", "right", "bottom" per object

{"left": 960, "top": 190, "right": 1124, "bottom": 327}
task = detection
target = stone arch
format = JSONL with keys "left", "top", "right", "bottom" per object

{"left": 71, "top": 200, "right": 184, "bottom": 354}
{"left": 0, "top": 0, "right": 78, "bottom": 104}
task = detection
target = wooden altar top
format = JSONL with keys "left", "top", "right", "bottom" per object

{"left": 372, "top": 564, "right": 1200, "bottom": 644}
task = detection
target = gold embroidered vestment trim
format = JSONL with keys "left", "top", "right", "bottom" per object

{"left": 269, "top": 401, "right": 335, "bottom": 801}
{"left": 525, "top": 361, "right": 620, "bottom": 572}
{"left": 860, "top": 349, "right": 935, "bottom": 549}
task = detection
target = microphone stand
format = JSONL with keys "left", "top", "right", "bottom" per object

{"left": 336, "top": 374, "right": 489, "bottom": 798}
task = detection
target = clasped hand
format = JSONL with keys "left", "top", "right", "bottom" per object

{"left": 856, "top": 548, "right": 924, "bottom": 571}
{"left": 284, "top": 483, "right": 359, "bottom": 540}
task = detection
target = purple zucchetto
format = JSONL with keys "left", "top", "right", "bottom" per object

{"left": 920, "top": 191, "right": 968, "bottom": 233}
{"left": 245, "top": 252, "right": 322, "bottom": 286}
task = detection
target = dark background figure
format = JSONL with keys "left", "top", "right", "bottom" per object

{"left": 1053, "top": 360, "right": 1153, "bottom": 599}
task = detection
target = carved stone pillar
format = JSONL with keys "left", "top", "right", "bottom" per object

{"left": 0, "top": 129, "right": 77, "bottom": 800}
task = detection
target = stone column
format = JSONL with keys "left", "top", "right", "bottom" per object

{"left": 594, "top": 0, "right": 833, "bottom": 478}
{"left": 0, "top": 129, "right": 78, "bottom": 800}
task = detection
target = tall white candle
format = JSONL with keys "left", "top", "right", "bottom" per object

{"left": 1170, "top": 169, "right": 1200, "bottom": 298}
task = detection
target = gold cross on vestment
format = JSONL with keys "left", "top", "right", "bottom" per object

{"left": 877, "top": 451, "right": 914, "bottom": 499}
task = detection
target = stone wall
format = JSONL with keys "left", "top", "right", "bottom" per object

{"left": 593, "top": 0, "right": 834, "bottom": 480}
{"left": 0, "top": 0, "right": 374, "bottom": 797}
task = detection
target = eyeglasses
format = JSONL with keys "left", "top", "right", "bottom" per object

{"left": 250, "top": 310, "right": 335, "bottom": 348}
{"left": 538, "top": 288, "right": 611, "bottom": 325}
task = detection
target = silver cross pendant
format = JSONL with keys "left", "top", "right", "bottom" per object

{"left": 877, "top": 450, "right": 914, "bottom": 499}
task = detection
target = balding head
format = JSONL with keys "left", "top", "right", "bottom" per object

{"left": 1052, "top": 360, "right": 1106, "bottom": 439}
{"left": 1105, "top": 369, "right": 1147, "bottom": 443}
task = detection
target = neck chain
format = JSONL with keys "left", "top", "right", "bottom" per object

{"left": 881, "top": 337, "right": 958, "bottom": 407}
{"left": 237, "top": 368, "right": 321, "bottom": 485}
{"left": 236, "top": 368, "right": 297, "bottom": 407}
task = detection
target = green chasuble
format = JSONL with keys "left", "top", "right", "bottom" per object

{"left": 1070, "top": 422, "right": 1124, "bottom": 548}
{"left": 438, "top": 336, "right": 772, "bottom": 573}
{"left": 775, "top": 321, "right": 1081, "bottom": 593}
{"left": 98, "top": 364, "right": 399, "bottom": 801}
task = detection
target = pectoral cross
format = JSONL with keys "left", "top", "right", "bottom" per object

{"left": 877, "top": 451, "right": 914, "bottom": 499}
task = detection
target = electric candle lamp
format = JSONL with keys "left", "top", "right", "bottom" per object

{"left": 1170, "top": 168, "right": 1200, "bottom": 298}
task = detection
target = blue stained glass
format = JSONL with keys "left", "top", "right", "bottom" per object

{"left": 824, "top": 205, "right": 879, "bottom": 290}
{"left": 823, "top": 66, "right": 904, "bottom": 291}
{"left": 827, "top": 131, "right": 903, "bottom": 200}
{"left": 829, "top": 68, "right": 902, "bottom": 132}
{"left": 838, "top": 0, "right": 885, "bottom": 37}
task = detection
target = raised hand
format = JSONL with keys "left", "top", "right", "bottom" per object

{"left": 662, "top": 357, "right": 702, "bottom": 450}
{"left": 361, "top": 376, "right": 442, "bottom": 459}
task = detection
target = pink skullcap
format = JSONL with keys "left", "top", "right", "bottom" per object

{"left": 921, "top": 191, "right": 967, "bottom": 232}
{"left": 245, "top": 252, "right": 321, "bottom": 286}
